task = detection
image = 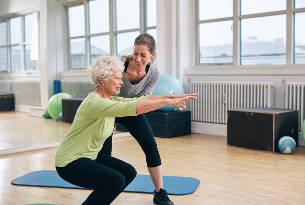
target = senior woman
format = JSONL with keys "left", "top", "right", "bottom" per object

{"left": 55, "top": 56, "right": 198, "bottom": 205}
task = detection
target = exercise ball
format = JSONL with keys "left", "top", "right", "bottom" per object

{"left": 301, "top": 120, "right": 305, "bottom": 142}
{"left": 58, "top": 112, "right": 63, "bottom": 121}
{"left": 42, "top": 109, "right": 51, "bottom": 119}
{"left": 47, "top": 93, "right": 72, "bottom": 120}
{"left": 152, "top": 74, "right": 184, "bottom": 111}
{"left": 278, "top": 136, "right": 296, "bottom": 154}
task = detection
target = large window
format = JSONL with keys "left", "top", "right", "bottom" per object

{"left": 198, "top": 0, "right": 233, "bottom": 64}
{"left": 67, "top": 0, "right": 157, "bottom": 70}
{"left": 197, "top": 0, "right": 305, "bottom": 65}
{"left": 0, "top": 12, "right": 38, "bottom": 72}
{"left": 241, "top": 15, "right": 286, "bottom": 65}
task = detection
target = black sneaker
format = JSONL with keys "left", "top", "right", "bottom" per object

{"left": 153, "top": 188, "right": 174, "bottom": 205}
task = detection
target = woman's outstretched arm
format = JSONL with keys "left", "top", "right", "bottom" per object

{"left": 136, "top": 93, "right": 198, "bottom": 115}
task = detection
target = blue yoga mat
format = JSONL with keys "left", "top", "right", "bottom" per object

{"left": 11, "top": 170, "right": 200, "bottom": 195}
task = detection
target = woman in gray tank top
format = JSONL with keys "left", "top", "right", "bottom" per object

{"left": 99, "top": 33, "right": 174, "bottom": 205}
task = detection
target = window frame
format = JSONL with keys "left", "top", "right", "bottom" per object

{"left": 0, "top": 12, "right": 39, "bottom": 73}
{"left": 0, "top": 21, "right": 9, "bottom": 72}
{"left": 66, "top": 0, "right": 157, "bottom": 70}
{"left": 196, "top": 0, "right": 305, "bottom": 66}
{"left": 293, "top": 7, "right": 305, "bottom": 64}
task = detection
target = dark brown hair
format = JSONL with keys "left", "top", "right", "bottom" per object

{"left": 124, "top": 33, "right": 156, "bottom": 63}
{"left": 134, "top": 33, "right": 156, "bottom": 54}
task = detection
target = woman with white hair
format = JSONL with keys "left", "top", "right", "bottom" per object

{"left": 55, "top": 56, "right": 198, "bottom": 205}
{"left": 102, "top": 33, "right": 187, "bottom": 205}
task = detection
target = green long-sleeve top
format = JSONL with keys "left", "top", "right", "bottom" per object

{"left": 55, "top": 92, "right": 147, "bottom": 167}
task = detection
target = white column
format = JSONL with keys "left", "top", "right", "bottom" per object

{"left": 156, "top": 0, "right": 195, "bottom": 81}
{"left": 39, "top": 0, "right": 49, "bottom": 108}
{"left": 39, "top": 0, "right": 67, "bottom": 108}
{"left": 156, "top": 0, "right": 173, "bottom": 75}
{"left": 177, "top": 0, "right": 196, "bottom": 82}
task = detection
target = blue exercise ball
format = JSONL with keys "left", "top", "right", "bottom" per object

{"left": 152, "top": 74, "right": 184, "bottom": 111}
{"left": 58, "top": 112, "right": 63, "bottom": 121}
{"left": 278, "top": 136, "right": 296, "bottom": 154}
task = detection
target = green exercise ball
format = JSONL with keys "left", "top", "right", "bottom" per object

{"left": 301, "top": 120, "right": 305, "bottom": 142}
{"left": 42, "top": 109, "right": 51, "bottom": 119}
{"left": 47, "top": 93, "right": 72, "bottom": 120}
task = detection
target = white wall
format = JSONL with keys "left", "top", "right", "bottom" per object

{"left": 0, "top": 0, "right": 40, "bottom": 16}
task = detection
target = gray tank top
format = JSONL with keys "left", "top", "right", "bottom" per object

{"left": 118, "top": 60, "right": 160, "bottom": 98}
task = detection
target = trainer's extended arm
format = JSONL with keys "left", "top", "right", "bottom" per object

{"left": 136, "top": 93, "right": 198, "bottom": 115}
{"left": 145, "top": 93, "right": 199, "bottom": 100}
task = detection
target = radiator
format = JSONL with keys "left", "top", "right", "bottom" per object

{"left": 189, "top": 81, "right": 273, "bottom": 124}
{"left": 285, "top": 82, "right": 305, "bottom": 131}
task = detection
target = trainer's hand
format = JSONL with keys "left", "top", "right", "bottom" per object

{"left": 170, "top": 93, "right": 199, "bottom": 99}
{"left": 169, "top": 95, "right": 198, "bottom": 109}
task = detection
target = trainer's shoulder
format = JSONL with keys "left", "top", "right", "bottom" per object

{"left": 150, "top": 63, "right": 158, "bottom": 71}
{"left": 149, "top": 64, "right": 160, "bottom": 76}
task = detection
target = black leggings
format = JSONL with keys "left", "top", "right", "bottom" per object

{"left": 101, "top": 114, "right": 161, "bottom": 167}
{"left": 56, "top": 152, "right": 137, "bottom": 205}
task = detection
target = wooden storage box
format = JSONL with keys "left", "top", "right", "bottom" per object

{"left": 227, "top": 108, "right": 298, "bottom": 152}
{"left": 116, "top": 110, "right": 191, "bottom": 138}
{"left": 62, "top": 98, "right": 84, "bottom": 123}
{"left": 0, "top": 93, "right": 15, "bottom": 111}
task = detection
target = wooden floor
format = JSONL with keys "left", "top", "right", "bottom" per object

{"left": 0, "top": 112, "right": 70, "bottom": 150}
{"left": 1, "top": 112, "right": 305, "bottom": 205}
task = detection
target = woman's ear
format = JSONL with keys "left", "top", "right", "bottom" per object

{"left": 151, "top": 50, "right": 156, "bottom": 59}
{"left": 150, "top": 51, "right": 156, "bottom": 63}
{"left": 97, "top": 77, "right": 105, "bottom": 87}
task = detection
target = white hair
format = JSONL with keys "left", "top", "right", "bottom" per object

{"left": 88, "top": 56, "right": 124, "bottom": 87}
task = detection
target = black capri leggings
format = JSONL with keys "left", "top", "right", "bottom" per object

{"left": 101, "top": 114, "right": 161, "bottom": 167}
{"left": 56, "top": 152, "right": 137, "bottom": 205}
